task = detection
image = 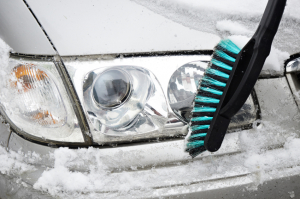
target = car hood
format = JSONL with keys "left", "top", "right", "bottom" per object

{"left": 25, "top": 0, "right": 220, "bottom": 56}
{"left": 26, "top": 0, "right": 300, "bottom": 56}
{"left": 133, "top": 0, "right": 300, "bottom": 55}
{"left": 2, "top": 0, "right": 298, "bottom": 56}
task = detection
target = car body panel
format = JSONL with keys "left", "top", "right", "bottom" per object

{"left": 25, "top": 0, "right": 220, "bottom": 56}
{"left": 0, "top": 0, "right": 55, "bottom": 55}
{"left": 3, "top": 77, "right": 300, "bottom": 198}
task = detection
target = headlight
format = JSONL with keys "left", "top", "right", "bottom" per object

{"left": 84, "top": 65, "right": 161, "bottom": 130}
{"left": 0, "top": 52, "right": 259, "bottom": 146}
{"left": 72, "top": 63, "right": 168, "bottom": 138}
{"left": 0, "top": 57, "right": 84, "bottom": 144}
{"left": 64, "top": 54, "right": 258, "bottom": 144}
{"left": 10, "top": 63, "right": 67, "bottom": 127}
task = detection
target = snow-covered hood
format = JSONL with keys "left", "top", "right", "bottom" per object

{"left": 25, "top": 0, "right": 220, "bottom": 56}
{"left": 133, "top": 0, "right": 300, "bottom": 55}
{"left": 25, "top": 0, "right": 300, "bottom": 56}
{"left": 1, "top": 0, "right": 299, "bottom": 56}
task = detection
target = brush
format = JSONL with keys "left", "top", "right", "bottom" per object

{"left": 185, "top": 0, "right": 287, "bottom": 158}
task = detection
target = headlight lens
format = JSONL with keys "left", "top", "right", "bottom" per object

{"left": 167, "top": 60, "right": 258, "bottom": 129}
{"left": 167, "top": 61, "right": 207, "bottom": 122}
{"left": 82, "top": 65, "right": 167, "bottom": 135}
{"left": 92, "top": 69, "right": 131, "bottom": 108}
{"left": 10, "top": 64, "right": 67, "bottom": 127}
{"left": 0, "top": 57, "right": 84, "bottom": 143}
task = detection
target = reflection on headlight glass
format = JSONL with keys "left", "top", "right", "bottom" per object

{"left": 92, "top": 69, "right": 131, "bottom": 108}
{"left": 82, "top": 65, "right": 168, "bottom": 137}
{"left": 167, "top": 60, "right": 257, "bottom": 129}
{"left": 168, "top": 61, "right": 207, "bottom": 122}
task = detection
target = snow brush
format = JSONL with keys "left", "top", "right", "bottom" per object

{"left": 185, "top": 0, "right": 287, "bottom": 158}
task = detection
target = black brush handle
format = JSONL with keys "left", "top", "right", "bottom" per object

{"left": 205, "top": 0, "right": 286, "bottom": 152}
{"left": 222, "top": 0, "right": 286, "bottom": 118}
{"left": 254, "top": 0, "right": 287, "bottom": 38}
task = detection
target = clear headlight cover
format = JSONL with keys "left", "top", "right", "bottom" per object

{"left": 167, "top": 60, "right": 258, "bottom": 129}
{"left": 65, "top": 58, "right": 170, "bottom": 143}
{"left": 10, "top": 64, "right": 67, "bottom": 127}
{"left": 82, "top": 65, "right": 168, "bottom": 136}
{"left": 65, "top": 54, "right": 259, "bottom": 144}
{"left": 0, "top": 57, "right": 84, "bottom": 143}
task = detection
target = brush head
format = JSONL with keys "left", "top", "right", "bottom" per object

{"left": 185, "top": 39, "right": 241, "bottom": 158}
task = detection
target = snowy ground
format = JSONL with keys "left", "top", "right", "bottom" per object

{"left": 1, "top": 0, "right": 300, "bottom": 198}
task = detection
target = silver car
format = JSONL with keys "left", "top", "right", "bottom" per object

{"left": 1, "top": 0, "right": 300, "bottom": 198}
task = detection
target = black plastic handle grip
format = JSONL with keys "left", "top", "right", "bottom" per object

{"left": 221, "top": 0, "right": 286, "bottom": 119}
{"left": 255, "top": 0, "right": 287, "bottom": 36}
{"left": 205, "top": 0, "right": 286, "bottom": 152}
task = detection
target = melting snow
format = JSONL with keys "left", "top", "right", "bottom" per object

{"left": 9, "top": 121, "right": 300, "bottom": 198}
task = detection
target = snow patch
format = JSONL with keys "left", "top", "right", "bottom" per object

{"left": 30, "top": 120, "right": 300, "bottom": 198}
{"left": 0, "top": 38, "right": 10, "bottom": 88}
{"left": 133, "top": 0, "right": 300, "bottom": 54}
{"left": 0, "top": 146, "right": 37, "bottom": 176}
{"left": 228, "top": 35, "right": 289, "bottom": 72}
{"left": 228, "top": 35, "right": 249, "bottom": 48}
{"left": 33, "top": 147, "right": 147, "bottom": 196}
{"left": 216, "top": 20, "right": 251, "bottom": 35}
{"left": 138, "top": 0, "right": 300, "bottom": 20}
{"left": 289, "top": 191, "right": 295, "bottom": 198}
{"left": 264, "top": 48, "right": 290, "bottom": 72}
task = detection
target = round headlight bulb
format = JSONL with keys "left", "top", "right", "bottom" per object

{"left": 92, "top": 69, "right": 131, "bottom": 108}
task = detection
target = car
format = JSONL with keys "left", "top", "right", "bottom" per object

{"left": 1, "top": 0, "right": 300, "bottom": 198}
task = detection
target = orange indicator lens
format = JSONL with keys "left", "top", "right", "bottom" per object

{"left": 10, "top": 64, "right": 48, "bottom": 92}
{"left": 9, "top": 64, "right": 66, "bottom": 127}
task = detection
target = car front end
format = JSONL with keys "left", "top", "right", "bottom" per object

{"left": 1, "top": 0, "right": 300, "bottom": 198}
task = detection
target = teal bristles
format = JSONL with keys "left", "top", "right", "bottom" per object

{"left": 185, "top": 38, "right": 241, "bottom": 158}
{"left": 201, "top": 76, "right": 226, "bottom": 87}
{"left": 195, "top": 96, "right": 220, "bottom": 104}
{"left": 206, "top": 68, "right": 230, "bottom": 79}
{"left": 191, "top": 125, "right": 210, "bottom": 131}
{"left": 200, "top": 87, "right": 223, "bottom": 95}
{"left": 192, "top": 107, "right": 216, "bottom": 112}
{"left": 218, "top": 39, "right": 240, "bottom": 54}
{"left": 215, "top": 50, "right": 236, "bottom": 62}
{"left": 186, "top": 140, "right": 204, "bottom": 150}
{"left": 189, "top": 133, "right": 207, "bottom": 140}
{"left": 211, "top": 59, "right": 233, "bottom": 71}
{"left": 191, "top": 117, "right": 213, "bottom": 122}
